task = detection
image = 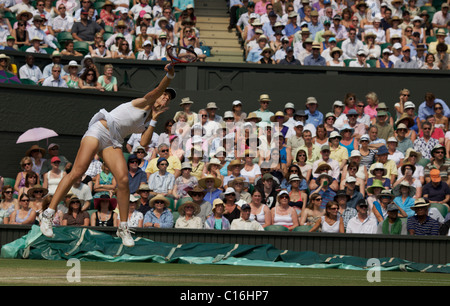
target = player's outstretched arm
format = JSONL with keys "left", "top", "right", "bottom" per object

{"left": 133, "top": 64, "right": 175, "bottom": 109}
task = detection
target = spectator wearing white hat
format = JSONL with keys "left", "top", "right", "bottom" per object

{"left": 387, "top": 136, "right": 404, "bottom": 166}
{"left": 137, "top": 40, "right": 156, "bottom": 60}
{"left": 349, "top": 49, "right": 370, "bottom": 67}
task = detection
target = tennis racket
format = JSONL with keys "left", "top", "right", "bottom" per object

{"left": 166, "top": 45, "right": 198, "bottom": 67}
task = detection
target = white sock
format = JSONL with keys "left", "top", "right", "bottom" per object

{"left": 45, "top": 208, "right": 55, "bottom": 216}
{"left": 120, "top": 222, "right": 128, "bottom": 228}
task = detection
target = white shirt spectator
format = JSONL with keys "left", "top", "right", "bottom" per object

{"left": 231, "top": 217, "right": 264, "bottom": 231}
{"left": 19, "top": 64, "right": 43, "bottom": 83}
{"left": 50, "top": 14, "right": 74, "bottom": 32}
{"left": 42, "top": 75, "right": 69, "bottom": 88}
{"left": 25, "top": 46, "right": 48, "bottom": 54}
{"left": 346, "top": 214, "right": 378, "bottom": 234}
{"left": 341, "top": 37, "right": 364, "bottom": 59}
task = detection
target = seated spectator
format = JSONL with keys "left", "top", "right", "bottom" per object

{"left": 304, "top": 42, "right": 326, "bottom": 66}
{"left": 136, "top": 184, "right": 151, "bottom": 216}
{"left": 26, "top": 36, "right": 47, "bottom": 54}
{"left": 205, "top": 198, "right": 231, "bottom": 230}
{"left": 175, "top": 200, "right": 203, "bottom": 229}
{"left": 349, "top": 49, "right": 370, "bottom": 67}
{"left": 127, "top": 154, "right": 147, "bottom": 195}
{"left": 367, "top": 162, "right": 391, "bottom": 189}
{"left": 78, "top": 67, "right": 104, "bottom": 91}
{"left": 422, "top": 169, "right": 450, "bottom": 208}
{"left": 137, "top": 40, "right": 156, "bottom": 60}
{"left": 14, "top": 157, "right": 39, "bottom": 196}
{"left": 231, "top": 203, "right": 264, "bottom": 231}
{"left": 115, "top": 194, "right": 144, "bottom": 228}
{"left": 61, "top": 195, "right": 90, "bottom": 226}
{"left": 146, "top": 143, "right": 182, "bottom": 178}
{"left": 19, "top": 53, "right": 43, "bottom": 84}
{"left": 90, "top": 194, "right": 117, "bottom": 226}
{"left": 199, "top": 174, "right": 222, "bottom": 205}
{"left": 335, "top": 190, "right": 357, "bottom": 230}
{"left": 188, "top": 186, "right": 212, "bottom": 224}
{"left": 246, "top": 34, "right": 269, "bottom": 63}
{"left": 173, "top": 162, "right": 198, "bottom": 200}
{"left": 112, "top": 38, "right": 135, "bottom": 59}
{"left": 51, "top": 4, "right": 74, "bottom": 34}
{"left": 62, "top": 60, "right": 81, "bottom": 89}
{"left": 327, "top": 47, "right": 344, "bottom": 67}
{"left": 376, "top": 203, "right": 408, "bottom": 235}
{"left": 221, "top": 187, "right": 241, "bottom": 224}
{"left": 71, "top": 9, "right": 104, "bottom": 43}
{"left": 97, "top": 64, "right": 118, "bottom": 92}
{"left": 258, "top": 46, "right": 275, "bottom": 64}
{"left": 28, "top": 184, "right": 48, "bottom": 218}
{"left": 5, "top": 193, "right": 36, "bottom": 225}
{"left": 310, "top": 201, "right": 345, "bottom": 233}
{"left": 11, "top": 21, "right": 30, "bottom": 49}
{"left": 299, "top": 193, "right": 325, "bottom": 226}
{"left": 60, "top": 40, "right": 83, "bottom": 57}
{"left": 341, "top": 27, "right": 364, "bottom": 59}
{"left": 148, "top": 157, "right": 175, "bottom": 198}
{"left": 143, "top": 194, "right": 174, "bottom": 228}
{"left": 376, "top": 48, "right": 395, "bottom": 68}
{"left": 373, "top": 189, "right": 407, "bottom": 223}
{"left": 42, "top": 64, "right": 68, "bottom": 88}
{"left": 393, "top": 181, "right": 416, "bottom": 217}
{"left": 100, "top": 1, "right": 118, "bottom": 27}
{"left": 368, "top": 145, "right": 397, "bottom": 183}
{"left": 407, "top": 198, "right": 440, "bottom": 235}
{"left": 0, "top": 186, "right": 18, "bottom": 224}
{"left": 394, "top": 162, "right": 422, "bottom": 198}
{"left": 413, "top": 121, "right": 440, "bottom": 159}
{"left": 395, "top": 45, "right": 420, "bottom": 69}
{"left": 346, "top": 199, "right": 378, "bottom": 234}
{"left": 92, "top": 163, "right": 116, "bottom": 199}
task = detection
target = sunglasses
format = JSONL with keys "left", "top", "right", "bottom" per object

{"left": 21, "top": 199, "right": 30, "bottom": 202}
{"left": 154, "top": 201, "right": 165, "bottom": 204}
{"left": 160, "top": 149, "right": 169, "bottom": 153}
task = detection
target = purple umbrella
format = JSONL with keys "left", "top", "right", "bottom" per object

{"left": 16, "top": 127, "right": 59, "bottom": 144}
{"left": 0, "top": 70, "right": 21, "bottom": 84}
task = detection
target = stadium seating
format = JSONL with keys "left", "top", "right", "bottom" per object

{"left": 264, "top": 225, "right": 289, "bottom": 231}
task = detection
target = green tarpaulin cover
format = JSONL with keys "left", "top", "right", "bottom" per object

{"left": 2, "top": 226, "right": 449, "bottom": 274}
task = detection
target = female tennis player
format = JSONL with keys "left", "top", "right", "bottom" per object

{"left": 40, "top": 64, "right": 176, "bottom": 247}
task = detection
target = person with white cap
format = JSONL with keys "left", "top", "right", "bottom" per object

{"left": 349, "top": 48, "right": 370, "bottom": 67}
{"left": 137, "top": 40, "right": 157, "bottom": 60}
{"left": 232, "top": 100, "right": 247, "bottom": 122}
{"left": 40, "top": 64, "right": 176, "bottom": 247}
{"left": 387, "top": 136, "right": 404, "bottom": 166}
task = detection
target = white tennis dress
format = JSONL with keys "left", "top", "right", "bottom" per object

{"left": 84, "top": 102, "right": 150, "bottom": 150}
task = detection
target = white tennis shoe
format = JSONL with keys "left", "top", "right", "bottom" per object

{"left": 116, "top": 225, "right": 135, "bottom": 247}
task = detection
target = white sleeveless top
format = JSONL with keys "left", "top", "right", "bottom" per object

{"left": 89, "top": 102, "right": 150, "bottom": 148}
{"left": 320, "top": 216, "right": 341, "bottom": 233}
{"left": 249, "top": 204, "right": 267, "bottom": 226}
{"left": 273, "top": 206, "right": 293, "bottom": 226}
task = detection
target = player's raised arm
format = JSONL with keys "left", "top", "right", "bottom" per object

{"left": 133, "top": 64, "right": 175, "bottom": 109}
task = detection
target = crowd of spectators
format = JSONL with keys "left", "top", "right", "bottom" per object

{"left": 230, "top": 0, "right": 450, "bottom": 68}
{"left": 0, "top": 0, "right": 205, "bottom": 88}
{"left": 1, "top": 89, "right": 450, "bottom": 236}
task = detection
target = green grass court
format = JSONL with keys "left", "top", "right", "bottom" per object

{"left": 1, "top": 258, "right": 449, "bottom": 286}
